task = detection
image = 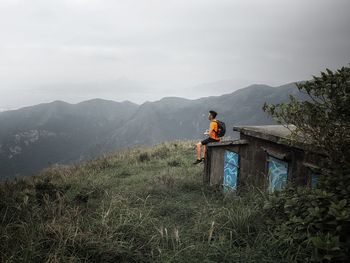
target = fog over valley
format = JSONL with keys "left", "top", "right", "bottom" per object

{"left": 0, "top": 0, "right": 349, "bottom": 109}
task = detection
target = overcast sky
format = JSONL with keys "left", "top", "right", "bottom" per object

{"left": 0, "top": 0, "right": 349, "bottom": 109}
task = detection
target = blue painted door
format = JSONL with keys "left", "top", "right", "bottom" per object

{"left": 311, "top": 173, "right": 318, "bottom": 188}
{"left": 223, "top": 150, "right": 239, "bottom": 192}
{"left": 267, "top": 156, "right": 288, "bottom": 192}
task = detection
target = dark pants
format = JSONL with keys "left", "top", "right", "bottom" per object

{"left": 201, "top": 137, "right": 219, "bottom": 145}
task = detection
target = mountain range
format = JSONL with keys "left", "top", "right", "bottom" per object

{"left": 0, "top": 82, "right": 308, "bottom": 179}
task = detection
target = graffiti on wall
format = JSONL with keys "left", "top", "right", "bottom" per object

{"left": 223, "top": 150, "right": 239, "bottom": 192}
{"left": 267, "top": 156, "right": 288, "bottom": 192}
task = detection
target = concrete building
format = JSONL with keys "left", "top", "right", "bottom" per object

{"left": 203, "top": 125, "right": 324, "bottom": 193}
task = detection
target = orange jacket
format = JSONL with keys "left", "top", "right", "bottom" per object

{"left": 209, "top": 120, "right": 220, "bottom": 141}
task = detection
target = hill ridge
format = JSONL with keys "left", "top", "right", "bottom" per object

{"left": 0, "top": 82, "right": 308, "bottom": 179}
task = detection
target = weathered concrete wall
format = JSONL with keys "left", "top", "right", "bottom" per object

{"left": 205, "top": 144, "right": 240, "bottom": 188}
{"left": 205, "top": 134, "right": 325, "bottom": 192}
{"left": 239, "top": 134, "right": 305, "bottom": 189}
{"left": 209, "top": 147, "right": 225, "bottom": 187}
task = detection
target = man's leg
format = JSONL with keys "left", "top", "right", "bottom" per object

{"left": 194, "top": 139, "right": 210, "bottom": 164}
{"left": 203, "top": 145, "right": 207, "bottom": 159}
{"left": 196, "top": 142, "right": 202, "bottom": 160}
{"left": 193, "top": 142, "right": 204, "bottom": 164}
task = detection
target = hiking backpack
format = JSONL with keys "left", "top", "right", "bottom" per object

{"left": 215, "top": 120, "right": 226, "bottom": 137}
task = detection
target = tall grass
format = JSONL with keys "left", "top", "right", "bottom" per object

{"left": 1, "top": 141, "right": 309, "bottom": 262}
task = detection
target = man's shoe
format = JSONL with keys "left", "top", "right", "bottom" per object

{"left": 193, "top": 159, "right": 202, "bottom": 165}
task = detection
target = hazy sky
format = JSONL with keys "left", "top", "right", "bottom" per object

{"left": 0, "top": 0, "right": 349, "bottom": 109}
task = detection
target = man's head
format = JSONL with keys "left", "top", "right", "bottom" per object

{"left": 208, "top": 110, "right": 217, "bottom": 120}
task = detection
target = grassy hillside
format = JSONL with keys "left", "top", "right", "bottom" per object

{"left": 0, "top": 142, "right": 310, "bottom": 262}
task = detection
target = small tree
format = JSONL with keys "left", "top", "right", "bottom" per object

{"left": 262, "top": 66, "right": 350, "bottom": 262}
{"left": 263, "top": 66, "right": 350, "bottom": 196}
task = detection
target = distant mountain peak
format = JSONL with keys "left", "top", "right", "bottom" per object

{"left": 77, "top": 98, "right": 118, "bottom": 105}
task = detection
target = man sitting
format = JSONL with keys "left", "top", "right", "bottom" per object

{"left": 193, "top": 110, "right": 220, "bottom": 164}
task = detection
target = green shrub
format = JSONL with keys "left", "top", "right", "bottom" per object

{"left": 263, "top": 187, "right": 350, "bottom": 262}
{"left": 167, "top": 160, "right": 181, "bottom": 167}
{"left": 262, "top": 66, "right": 350, "bottom": 262}
{"left": 138, "top": 152, "right": 150, "bottom": 162}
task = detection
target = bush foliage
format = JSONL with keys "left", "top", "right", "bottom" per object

{"left": 263, "top": 66, "right": 350, "bottom": 262}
